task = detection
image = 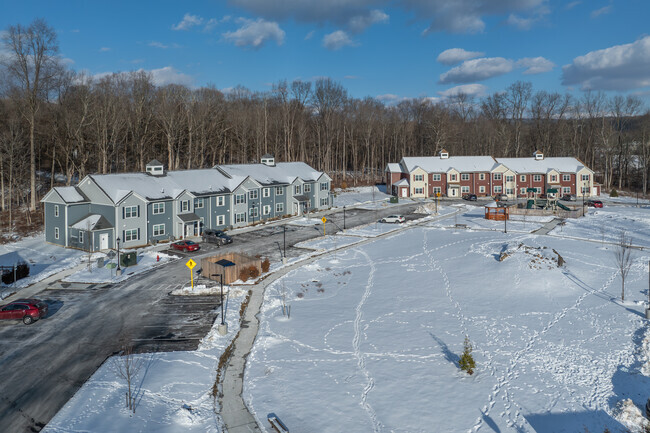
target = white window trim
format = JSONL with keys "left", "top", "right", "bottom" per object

{"left": 125, "top": 228, "right": 138, "bottom": 242}
{"left": 153, "top": 224, "right": 165, "bottom": 236}
{"left": 275, "top": 186, "right": 284, "bottom": 195}
{"left": 478, "top": 173, "right": 485, "bottom": 181}
{"left": 194, "top": 198, "right": 204, "bottom": 209}
{"left": 263, "top": 188, "right": 270, "bottom": 198}
{"left": 493, "top": 173, "right": 502, "bottom": 180}
{"left": 563, "top": 174, "right": 571, "bottom": 182}
{"left": 304, "top": 184, "right": 311, "bottom": 193}
{"left": 180, "top": 201, "right": 189, "bottom": 212}
{"left": 125, "top": 205, "right": 138, "bottom": 219}
{"left": 235, "top": 194, "right": 246, "bottom": 205}
{"left": 479, "top": 186, "right": 485, "bottom": 193}
{"left": 263, "top": 205, "right": 271, "bottom": 215}
{"left": 461, "top": 174, "right": 470, "bottom": 181}
{"left": 320, "top": 182, "right": 328, "bottom": 191}
{"left": 217, "top": 196, "right": 224, "bottom": 206}
{"left": 79, "top": 231, "right": 84, "bottom": 244}
{"left": 153, "top": 202, "right": 165, "bottom": 215}
{"left": 235, "top": 213, "right": 246, "bottom": 223}
{"left": 249, "top": 190, "right": 259, "bottom": 200}
{"left": 520, "top": 175, "right": 526, "bottom": 182}
{"left": 217, "top": 215, "right": 225, "bottom": 226}
{"left": 54, "top": 205, "right": 59, "bottom": 217}
{"left": 276, "top": 203, "right": 284, "bottom": 213}
{"left": 54, "top": 227, "right": 59, "bottom": 240}
{"left": 533, "top": 175, "right": 542, "bottom": 182}
{"left": 295, "top": 185, "right": 301, "bottom": 194}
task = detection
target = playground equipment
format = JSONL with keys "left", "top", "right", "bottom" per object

{"left": 524, "top": 187, "right": 570, "bottom": 211}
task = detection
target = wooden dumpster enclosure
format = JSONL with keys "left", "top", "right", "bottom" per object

{"left": 201, "top": 252, "right": 261, "bottom": 284}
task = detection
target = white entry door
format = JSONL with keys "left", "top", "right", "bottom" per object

{"left": 185, "top": 224, "right": 193, "bottom": 237}
{"left": 100, "top": 233, "right": 108, "bottom": 250}
{"left": 401, "top": 188, "right": 407, "bottom": 197}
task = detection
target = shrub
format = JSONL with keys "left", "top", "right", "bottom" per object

{"left": 238, "top": 268, "right": 249, "bottom": 282}
{"left": 459, "top": 335, "right": 476, "bottom": 375}
{"left": 610, "top": 188, "right": 618, "bottom": 197}
{"left": 261, "top": 258, "right": 270, "bottom": 273}
{"left": 248, "top": 265, "right": 260, "bottom": 279}
{"left": 341, "top": 181, "right": 348, "bottom": 190}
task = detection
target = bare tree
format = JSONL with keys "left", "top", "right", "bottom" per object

{"left": 113, "top": 337, "right": 144, "bottom": 412}
{"left": 614, "top": 231, "right": 634, "bottom": 301}
{"left": 2, "top": 18, "right": 63, "bottom": 210}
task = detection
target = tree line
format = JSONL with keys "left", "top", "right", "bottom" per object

{"left": 1, "top": 19, "right": 650, "bottom": 225}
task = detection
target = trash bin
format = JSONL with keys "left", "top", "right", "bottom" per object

{"left": 120, "top": 252, "right": 138, "bottom": 267}
{"left": 390, "top": 196, "right": 399, "bottom": 203}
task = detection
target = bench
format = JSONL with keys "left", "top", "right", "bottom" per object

{"left": 454, "top": 223, "right": 468, "bottom": 229}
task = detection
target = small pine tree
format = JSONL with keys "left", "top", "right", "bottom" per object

{"left": 459, "top": 335, "right": 476, "bottom": 375}
{"left": 610, "top": 188, "right": 618, "bottom": 197}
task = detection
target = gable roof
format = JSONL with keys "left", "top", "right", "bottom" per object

{"left": 216, "top": 161, "right": 324, "bottom": 185}
{"left": 400, "top": 156, "right": 499, "bottom": 173}
{"left": 496, "top": 157, "right": 589, "bottom": 174}
{"left": 45, "top": 186, "right": 89, "bottom": 204}
{"left": 385, "top": 163, "right": 402, "bottom": 173}
{"left": 70, "top": 214, "right": 112, "bottom": 230}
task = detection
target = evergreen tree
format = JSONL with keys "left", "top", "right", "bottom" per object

{"left": 459, "top": 335, "right": 476, "bottom": 375}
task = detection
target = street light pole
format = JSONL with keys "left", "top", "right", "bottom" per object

{"left": 283, "top": 225, "right": 286, "bottom": 259}
{"left": 212, "top": 273, "right": 225, "bottom": 326}
{"left": 116, "top": 237, "right": 121, "bottom": 275}
{"left": 343, "top": 206, "right": 346, "bottom": 230}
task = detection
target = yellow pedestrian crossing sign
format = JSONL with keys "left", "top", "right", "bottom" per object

{"left": 321, "top": 217, "right": 327, "bottom": 223}
{"left": 186, "top": 259, "right": 196, "bottom": 269}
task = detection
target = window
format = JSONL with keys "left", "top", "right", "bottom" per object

{"left": 125, "top": 205, "right": 138, "bottom": 218}
{"left": 54, "top": 205, "right": 59, "bottom": 217}
{"left": 276, "top": 203, "right": 284, "bottom": 213}
{"left": 563, "top": 174, "right": 571, "bottom": 182}
{"left": 535, "top": 187, "right": 542, "bottom": 193}
{"left": 320, "top": 182, "right": 328, "bottom": 191}
{"left": 550, "top": 175, "right": 558, "bottom": 183}
{"left": 414, "top": 174, "right": 424, "bottom": 182}
{"left": 217, "top": 215, "right": 225, "bottom": 226}
{"left": 153, "top": 202, "right": 165, "bottom": 214}
{"left": 562, "top": 187, "right": 571, "bottom": 194}
{"left": 194, "top": 198, "right": 204, "bottom": 209}
{"left": 461, "top": 174, "right": 470, "bottom": 181}
{"left": 235, "top": 194, "right": 246, "bottom": 205}
{"left": 461, "top": 186, "right": 470, "bottom": 193}
{"left": 153, "top": 224, "right": 165, "bottom": 236}
{"left": 581, "top": 186, "right": 589, "bottom": 194}
{"left": 275, "top": 186, "right": 284, "bottom": 195}
{"left": 531, "top": 175, "right": 541, "bottom": 182}
{"left": 506, "top": 175, "right": 514, "bottom": 182}
{"left": 520, "top": 175, "right": 526, "bottom": 182}
{"left": 506, "top": 188, "right": 515, "bottom": 195}
{"left": 124, "top": 228, "right": 138, "bottom": 242}
{"left": 449, "top": 174, "right": 457, "bottom": 181}
{"left": 493, "top": 173, "right": 502, "bottom": 181}
{"left": 295, "top": 185, "right": 301, "bottom": 194}
{"left": 263, "top": 205, "right": 271, "bottom": 215}
{"left": 216, "top": 196, "right": 224, "bottom": 206}
{"left": 432, "top": 174, "right": 441, "bottom": 181}
{"left": 520, "top": 187, "right": 527, "bottom": 194}
{"left": 79, "top": 231, "right": 84, "bottom": 244}
{"left": 479, "top": 186, "right": 485, "bottom": 193}
{"left": 263, "top": 188, "right": 270, "bottom": 198}
{"left": 320, "top": 197, "right": 328, "bottom": 206}
{"left": 432, "top": 187, "right": 441, "bottom": 195}
{"left": 494, "top": 186, "right": 502, "bottom": 193}
{"left": 304, "top": 184, "right": 311, "bottom": 193}
{"left": 249, "top": 190, "right": 258, "bottom": 200}
{"left": 249, "top": 207, "right": 259, "bottom": 217}
{"left": 235, "top": 213, "right": 246, "bottom": 223}
{"left": 479, "top": 173, "right": 485, "bottom": 180}
{"left": 581, "top": 174, "right": 590, "bottom": 181}
{"left": 414, "top": 187, "right": 424, "bottom": 194}
{"left": 181, "top": 200, "right": 189, "bottom": 212}
{"left": 54, "top": 227, "right": 59, "bottom": 240}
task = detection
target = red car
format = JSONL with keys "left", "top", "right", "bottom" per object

{"left": 172, "top": 240, "right": 200, "bottom": 252}
{"left": 588, "top": 199, "right": 604, "bottom": 208}
{"left": 0, "top": 299, "right": 48, "bottom": 325}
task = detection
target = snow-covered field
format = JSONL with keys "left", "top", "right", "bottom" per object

{"left": 0, "top": 234, "right": 84, "bottom": 298}
{"left": 63, "top": 251, "right": 175, "bottom": 283}
{"left": 560, "top": 205, "right": 650, "bottom": 247}
{"left": 245, "top": 207, "right": 650, "bottom": 432}
{"left": 333, "top": 186, "right": 392, "bottom": 208}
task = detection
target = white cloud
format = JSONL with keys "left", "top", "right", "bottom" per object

{"left": 438, "top": 83, "right": 488, "bottom": 98}
{"left": 99, "top": 47, "right": 111, "bottom": 52}
{"left": 591, "top": 6, "right": 611, "bottom": 18}
{"left": 204, "top": 18, "right": 219, "bottom": 32}
{"left": 439, "top": 57, "right": 514, "bottom": 84}
{"left": 437, "top": 48, "right": 484, "bottom": 66}
{"left": 304, "top": 30, "right": 315, "bottom": 40}
{"left": 348, "top": 9, "right": 389, "bottom": 32}
{"left": 148, "top": 41, "right": 168, "bottom": 49}
{"left": 322, "top": 30, "right": 357, "bottom": 50}
{"left": 516, "top": 57, "right": 555, "bottom": 74}
{"left": 506, "top": 14, "right": 534, "bottom": 30}
{"left": 562, "top": 36, "right": 650, "bottom": 91}
{"left": 172, "top": 13, "right": 204, "bottom": 31}
{"left": 565, "top": 1, "right": 581, "bottom": 9}
{"left": 222, "top": 18, "right": 285, "bottom": 48}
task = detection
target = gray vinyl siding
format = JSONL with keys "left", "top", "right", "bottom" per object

{"left": 209, "top": 195, "right": 230, "bottom": 230}
{"left": 193, "top": 197, "right": 209, "bottom": 234}
{"left": 92, "top": 230, "right": 113, "bottom": 251}
{"left": 272, "top": 185, "right": 288, "bottom": 218}
{"left": 315, "top": 178, "right": 331, "bottom": 209}
{"left": 259, "top": 186, "right": 274, "bottom": 221}
{"left": 78, "top": 176, "right": 113, "bottom": 205}
{"left": 147, "top": 200, "right": 173, "bottom": 242}
{"left": 232, "top": 186, "right": 249, "bottom": 228}
{"left": 117, "top": 195, "right": 148, "bottom": 248}
{"left": 44, "top": 202, "right": 66, "bottom": 246}
{"left": 304, "top": 182, "right": 316, "bottom": 210}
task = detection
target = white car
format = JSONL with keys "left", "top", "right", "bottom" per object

{"left": 381, "top": 215, "right": 405, "bottom": 224}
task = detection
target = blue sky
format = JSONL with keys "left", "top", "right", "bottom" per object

{"left": 3, "top": 0, "right": 650, "bottom": 102}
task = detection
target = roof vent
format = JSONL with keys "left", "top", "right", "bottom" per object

{"left": 439, "top": 149, "right": 449, "bottom": 159}
{"left": 146, "top": 159, "right": 165, "bottom": 176}
{"left": 533, "top": 150, "right": 544, "bottom": 160}
{"left": 261, "top": 154, "right": 275, "bottom": 166}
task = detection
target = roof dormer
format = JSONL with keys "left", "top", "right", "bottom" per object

{"left": 261, "top": 154, "right": 275, "bottom": 166}
{"left": 146, "top": 159, "right": 165, "bottom": 176}
{"left": 439, "top": 149, "right": 449, "bottom": 159}
{"left": 533, "top": 150, "right": 544, "bottom": 160}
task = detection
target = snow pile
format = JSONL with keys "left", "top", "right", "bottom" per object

{"left": 642, "top": 330, "right": 650, "bottom": 377}
{"left": 172, "top": 283, "right": 229, "bottom": 296}
{"left": 614, "top": 399, "right": 649, "bottom": 432}
{"left": 63, "top": 250, "right": 174, "bottom": 283}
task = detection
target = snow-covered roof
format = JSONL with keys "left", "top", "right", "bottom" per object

{"left": 217, "top": 162, "right": 324, "bottom": 185}
{"left": 54, "top": 186, "right": 88, "bottom": 203}
{"left": 147, "top": 159, "right": 163, "bottom": 166}
{"left": 400, "top": 156, "right": 498, "bottom": 173}
{"left": 393, "top": 178, "right": 409, "bottom": 186}
{"left": 89, "top": 169, "right": 241, "bottom": 203}
{"left": 496, "top": 157, "right": 588, "bottom": 174}
{"left": 385, "top": 163, "right": 402, "bottom": 173}
{"left": 70, "top": 214, "right": 112, "bottom": 230}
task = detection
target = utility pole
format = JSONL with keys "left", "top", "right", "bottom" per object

{"left": 343, "top": 206, "right": 346, "bottom": 230}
